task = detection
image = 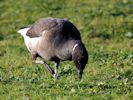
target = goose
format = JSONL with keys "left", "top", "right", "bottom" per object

{"left": 18, "top": 18, "right": 88, "bottom": 80}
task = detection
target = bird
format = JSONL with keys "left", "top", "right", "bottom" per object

{"left": 18, "top": 18, "right": 88, "bottom": 80}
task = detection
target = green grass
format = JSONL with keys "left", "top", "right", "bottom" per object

{"left": 0, "top": 0, "right": 133, "bottom": 99}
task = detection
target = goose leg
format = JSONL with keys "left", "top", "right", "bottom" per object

{"left": 34, "top": 60, "right": 55, "bottom": 75}
{"left": 32, "top": 53, "right": 55, "bottom": 76}
{"left": 53, "top": 61, "right": 60, "bottom": 80}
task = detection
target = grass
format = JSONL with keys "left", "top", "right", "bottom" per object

{"left": 0, "top": 0, "right": 133, "bottom": 99}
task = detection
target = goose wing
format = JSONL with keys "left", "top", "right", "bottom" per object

{"left": 26, "top": 18, "right": 64, "bottom": 38}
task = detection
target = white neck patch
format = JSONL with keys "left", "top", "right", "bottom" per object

{"left": 72, "top": 44, "right": 78, "bottom": 53}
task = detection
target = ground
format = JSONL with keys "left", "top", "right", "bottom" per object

{"left": 0, "top": 0, "right": 133, "bottom": 99}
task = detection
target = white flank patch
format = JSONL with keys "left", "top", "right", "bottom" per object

{"left": 18, "top": 27, "right": 40, "bottom": 53}
{"left": 17, "top": 28, "right": 30, "bottom": 37}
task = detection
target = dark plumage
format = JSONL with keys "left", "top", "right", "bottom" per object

{"left": 18, "top": 18, "right": 88, "bottom": 80}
